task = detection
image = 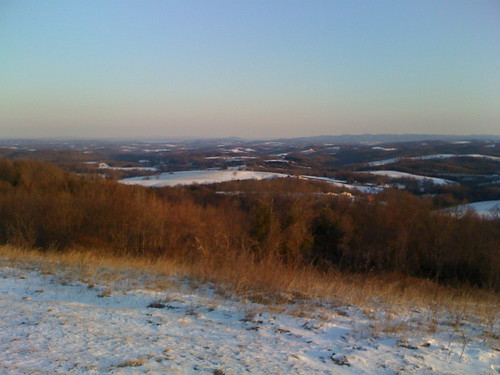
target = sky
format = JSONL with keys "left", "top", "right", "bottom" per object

{"left": 1, "top": 0, "right": 499, "bottom": 139}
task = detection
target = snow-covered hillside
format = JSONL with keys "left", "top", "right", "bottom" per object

{"left": 367, "top": 154, "right": 500, "bottom": 167}
{"left": 120, "top": 169, "right": 288, "bottom": 187}
{"left": 300, "top": 175, "right": 384, "bottom": 194}
{"left": 446, "top": 200, "right": 500, "bottom": 219}
{"left": 1, "top": 263, "right": 498, "bottom": 374}
{"left": 120, "top": 169, "right": 385, "bottom": 194}
{"left": 366, "top": 170, "right": 457, "bottom": 186}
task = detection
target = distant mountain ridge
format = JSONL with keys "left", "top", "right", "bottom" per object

{"left": 0, "top": 134, "right": 499, "bottom": 146}
{"left": 274, "top": 134, "right": 500, "bottom": 144}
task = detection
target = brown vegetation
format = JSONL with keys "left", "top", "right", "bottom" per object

{"left": 1, "top": 244, "right": 498, "bottom": 332}
{"left": 0, "top": 159, "right": 498, "bottom": 290}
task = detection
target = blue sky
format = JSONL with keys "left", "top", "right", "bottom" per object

{"left": 1, "top": 0, "right": 499, "bottom": 138}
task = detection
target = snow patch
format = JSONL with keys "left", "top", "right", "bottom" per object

{"left": 0, "top": 263, "right": 498, "bottom": 374}
{"left": 98, "top": 163, "right": 158, "bottom": 171}
{"left": 120, "top": 169, "right": 289, "bottom": 187}
{"left": 366, "top": 170, "right": 457, "bottom": 186}
{"left": 367, "top": 154, "right": 500, "bottom": 166}
{"left": 372, "top": 147, "right": 397, "bottom": 151}
{"left": 445, "top": 200, "right": 500, "bottom": 219}
{"left": 300, "top": 175, "right": 385, "bottom": 194}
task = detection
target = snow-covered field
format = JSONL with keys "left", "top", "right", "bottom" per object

{"left": 366, "top": 170, "right": 457, "bottom": 186}
{"left": 372, "top": 147, "right": 397, "bottom": 151}
{"left": 446, "top": 200, "right": 500, "bottom": 219}
{"left": 97, "top": 163, "right": 158, "bottom": 172}
{"left": 300, "top": 175, "right": 384, "bottom": 194}
{"left": 367, "top": 154, "right": 500, "bottom": 167}
{"left": 120, "top": 169, "right": 289, "bottom": 187}
{"left": 1, "top": 262, "right": 498, "bottom": 374}
{"left": 119, "top": 169, "right": 384, "bottom": 193}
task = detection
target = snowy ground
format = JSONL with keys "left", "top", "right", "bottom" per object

{"left": 119, "top": 169, "right": 289, "bottom": 187}
{"left": 445, "top": 200, "right": 500, "bottom": 219}
{"left": 365, "top": 170, "right": 457, "bottom": 186}
{"left": 300, "top": 175, "right": 384, "bottom": 194}
{"left": 1, "top": 262, "right": 498, "bottom": 374}
{"left": 120, "top": 169, "right": 384, "bottom": 194}
{"left": 367, "top": 154, "right": 500, "bottom": 167}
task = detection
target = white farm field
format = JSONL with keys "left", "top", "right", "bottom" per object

{"left": 365, "top": 170, "right": 457, "bottom": 186}
{"left": 119, "top": 169, "right": 384, "bottom": 193}
{"left": 119, "top": 169, "right": 289, "bottom": 187}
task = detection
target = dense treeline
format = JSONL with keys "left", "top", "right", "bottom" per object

{"left": 0, "top": 159, "right": 498, "bottom": 288}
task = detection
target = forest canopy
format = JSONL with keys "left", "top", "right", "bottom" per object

{"left": 0, "top": 159, "right": 498, "bottom": 289}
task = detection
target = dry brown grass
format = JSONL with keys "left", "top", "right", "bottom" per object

{"left": 115, "top": 358, "right": 147, "bottom": 368}
{"left": 0, "top": 244, "right": 498, "bottom": 327}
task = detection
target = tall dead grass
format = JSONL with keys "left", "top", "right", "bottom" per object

{"left": 1, "top": 244, "right": 497, "bottom": 324}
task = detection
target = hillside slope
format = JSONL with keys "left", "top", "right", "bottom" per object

{"left": 1, "top": 260, "right": 498, "bottom": 374}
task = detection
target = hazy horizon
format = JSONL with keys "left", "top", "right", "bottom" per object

{"left": 1, "top": 1, "right": 499, "bottom": 138}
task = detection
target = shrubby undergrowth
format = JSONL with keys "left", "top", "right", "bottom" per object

{"left": 0, "top": 159, "right": 498, "bottom": 289}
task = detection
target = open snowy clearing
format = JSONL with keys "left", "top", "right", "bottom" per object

{"left": 372, "top": 147, "right": 398, "bottom": 151}
{"left": 119, "top": 169, "right": 289, "bottom": 187}
{"left": 96, "top": 163, "right": 158, "bottom": 172}
{"left": 1, "top": 262, "right": 498, "bottom": 374}
{"left": 120, "top": 169, "right": 385, "bottom": 194}
{"left": 365, "top": 170, "right": 457, "bottom": 186}
{"left": 367, "top": 154, "right": 500, "bottom": 167}
{"left": 445, "top": 200, "right": 500, "bottom": 219}
{"left": 300, "top": 175, "right": 384, "bottom": 194}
